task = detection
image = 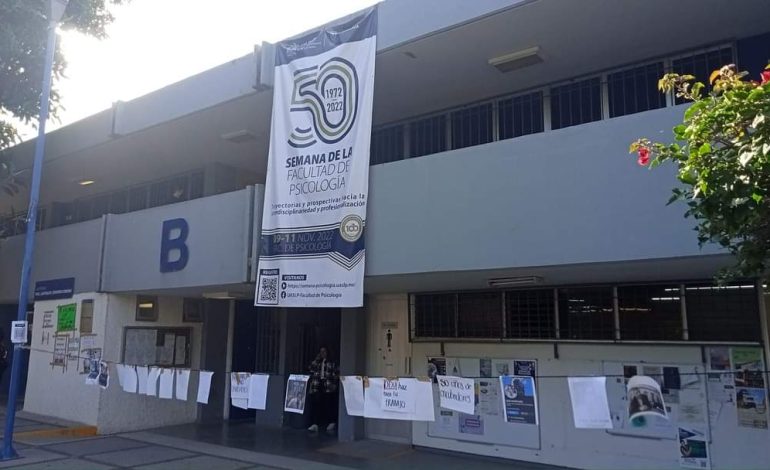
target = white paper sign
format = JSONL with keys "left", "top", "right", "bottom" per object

{"left": 567, "top": 377, "right": 613, "bottom": 429}
{"left": 158, "top": 368, "right": 174, "bottom": 399}
{"left": 437, "top": 375, "right": 475, "bottom": 415}
{"left": 175, "top": 369, "right": 190, "bottom": 401}
{"left": 382, "top": 378, "right": 416, "bottom": 413}
{"left": 254, "top": 7, "right": 378, "bottom": 308}
{"left": 197, "top": 371, "right": 214, "bottom": 404}
{"left": 364, "top": 378, "right": 434, "bottom": 421}
{"left": 136, "top": 366, "right": 149, "bottom": 395}
{"left": 145, "top": 367, "right": 160, "bottom": 397}
{"left": 248, "top": 374, "right": 270, "bottom": 410}
{"left": 341, "top": 376, "right": 365, "bottom": 417}
{"left": 231, "top": 372, "right": 251, "bottom": 409}
{"left": 122, "top": 365, "right": 138, "bottom": 394}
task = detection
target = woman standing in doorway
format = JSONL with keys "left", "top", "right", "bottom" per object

{"left": 307, "top": 346, "right": 339, "bottom": 433}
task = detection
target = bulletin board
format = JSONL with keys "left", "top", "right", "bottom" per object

{"left": 122, "top": 327, "right": 191, "bottom": 367}
{"left": 425, "top": 357, "right": 540, "bottom": 450}
{"left": 603, "top": 361, "right": 710, "bottom": 440}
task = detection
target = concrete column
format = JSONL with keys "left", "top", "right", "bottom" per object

{"left": 197, "top": 299, "right": 231, "bottom": 423}
{"left": 337, "top": 305, "right": 367, "bottom": 442}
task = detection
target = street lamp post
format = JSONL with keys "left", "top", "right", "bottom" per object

{"left": 2, "top": 0, "right": 69, "bottom": 460}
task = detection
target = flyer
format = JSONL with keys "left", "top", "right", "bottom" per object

{"left": 459, "top": 414, "right": 484, "bottom": 435}
{"left": 284, "top": 374, "right": 309, "bottom": 414}
{"left": 568, "top": 377, "right": 613, "bottom": 429}
{"left": 707, "top": 347, "right": 730, "bottom": 371}
{"left": 500, "top": 375, "right": 539, "bottom": 425}
{"left": 736, "top": 387, "right": 768, "bottom": 429}
{"left": 514, "top": 360, "right": 536, "bottom": 378}
{"left": 678, "top": 427, "right": 711, "bottom": 469}
{"left": 478, "top": 379, "right": 501, "bottom": 417}
{"left": 627, "top": 375, "right": 668, "bottom": 422}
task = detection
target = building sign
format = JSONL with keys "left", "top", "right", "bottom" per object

{"left": 160, "top": 218, "right": 189, "bottom": 273}
{"left": 256, "top": 7, "right": 377, "bottom": 308}
{"left": 34, "top": 278, "right": 75, "bottom": 301}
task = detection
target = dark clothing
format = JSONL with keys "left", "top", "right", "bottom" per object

{"left": 308, "top": 358, "right": 338, "bottom": 394}
{"left": 309, "top": 389, "right": 338, "bottom": 427}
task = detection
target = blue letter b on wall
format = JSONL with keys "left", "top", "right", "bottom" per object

{"left": 160, "top": 218, "right": 189, "bottom": 273}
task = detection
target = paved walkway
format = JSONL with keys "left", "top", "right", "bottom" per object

{"left": 0, "top": 411, "right": 567, "bottom": 469}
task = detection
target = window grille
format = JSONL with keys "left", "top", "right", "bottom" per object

{"left": 413, "top": 293, "right": 457, "bottom": 338}
{"left": 91, "top": 194, "right": 111, "bottom": 219}
{"left": 451, "top": 103, "right": 494, "bottom": 150}
{"left": 608, "top": 62, "right": 666, "bottom": 118}
{"left": 129, "top": 186, "right": 148, "bottom": 212}
{"left": 550, "top": 77, "right": 602, "bottom": 130}
{"left": 190, "top": 170, "right": 205, "bottom": 199}
{"left": 505, "top": 289, "right": 555, "bottom": 339}
{"left": 255, "top": 307, "right": 281, "bottom": 374}
{"left": 409, "top": 115, "right": 447, "bottom": 158}
{"left": 558, "top": 287, "right": 614, "bottom": 340}
{"left": 617, "top": 284, "right": 682, "bottom": 340}
{"left": 498, "top": 91, "right": 544, "bottom": 140}
{"left": 371, "top": 125, "right": 405, "bottom": 165}
{"left": 685, "top": 283, "right": 760, "bottom": 342}
{"left": 672, "top": 46, "right": 734, "bottom": 104}
{"left": 457, "top": 291, "right": 503, "bottom": 338}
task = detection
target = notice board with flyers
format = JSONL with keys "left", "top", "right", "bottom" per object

{"left": 603, "top": 361, "right": 709, "bottom": 440}
{"left": 425, "top": 356, "right": 540, "bottom": 449}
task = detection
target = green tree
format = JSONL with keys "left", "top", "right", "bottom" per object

{"left": 631, "top": 65, "right": 770, "bottom": 280}
{"left": 0, "top": 0, "right": 124, "bottom": 194}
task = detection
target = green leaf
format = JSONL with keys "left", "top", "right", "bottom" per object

{"left": 698, "top": 143, "right": 711, "bottom": 156}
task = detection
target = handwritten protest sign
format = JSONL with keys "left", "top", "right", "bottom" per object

{"left": 381, "top": 378, "right": 416, "bottom": 413}
{"left": 437, "top": 375, "right": 475, "bottom": 414}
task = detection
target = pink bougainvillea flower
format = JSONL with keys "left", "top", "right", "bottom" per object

{"left": 761, "top": 70, "right": 770, "bottom": 85}
{"left": 637, "top": 147, "right": 650, "bottom": 166}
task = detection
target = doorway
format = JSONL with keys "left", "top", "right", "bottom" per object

{"left": 229, "top": 302, "right": 258, "bottom": 420}
{"left": 283, "top": 308, "right": 341, "bottom": 429}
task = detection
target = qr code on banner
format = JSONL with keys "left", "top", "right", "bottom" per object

{"left": 258, "top": 273, "right": 279, "bottom": 305}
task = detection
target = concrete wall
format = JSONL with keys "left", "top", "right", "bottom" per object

{"left": 24, "top": 293, "right": 203, "bottom": 433}
{"left": 101, "top": 188, "right": 253, "bottom": 292}
{"left": 365, "top": 105, "right": 722, "bottom": 277}
{"left": 0, "top": 218, "right": 104, "bottom": 303}
{"left": 363, "top": 293, "right": 770, "bottom": 470}
{"left": 24, "top": 293, "right": 108, "bottom": 425}
{"left": 97, "top": 294, "right": 202, "bottom": 434}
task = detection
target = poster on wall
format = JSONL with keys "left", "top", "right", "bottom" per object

{"left": 627, "top": 375, "right": 668, "bottom": 422}
{"left": 284, "top": 374, "right": 309, "bottom": 414}
{"left": 500, "top": 375, "right": 538, "bottom": 425}
{"left": 363, "top": 377, "right": 434, "bottom": 421}
{"left": 51, "top": 335, "right": 67, "bottom": 368}
{"left": 730, "top": 347, "right": 768, "bottom": 429}
{"left": 56, "top": 303, "right": 76, "bottom": 332}
{"left": 567, "top": 377, "right": 613, "bottom": 429}
{"left": 84, "top": 352, "right": 101, "bottom": 385}
{"left": 255, "top": 7, "right": 378, "bottom": 308}
{"left": 97, "top": 361, "right": 110, "bottom": 389}
{"left": 678, "top": 427, "right": 711, "bottom": 469}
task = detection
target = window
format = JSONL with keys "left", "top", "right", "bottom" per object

{"left": 672, "top": 47, "right": 734, "bottom": 104}
{"left": 129, "top": 186, "right": 148, "bottom": 212}
{"left": 618, "top": 285, "right": 682, "bottom": 340}
{"left": 109, "top": 190, "right": 128, "bottom": 214}
{"left": 685, "top": 283, "right": 760, "bottom": 342}
{"left": 608, "top": 62, "right": 666, "bottom": 117}
{"left": 413, "top": 293, "right": 456, "bottom": 338}
{"left": 255, "top": 307, "right": 281, "bottom": 374}
{"left": 122, "top": 327, "right": 191, "bottom": 367}
{"left": 550, "top": 77, "right": 602, "bottom": 130}
{"left": 182, "top": 298, "right": 204, "bottom": 322}
{"left": 80, "top": 299, "right": 94, "bottom": 334}
{"left": 457, "top": 292, "right": 502, "bottom": 338}
{"left": 135, "top": 296, "right": 158, "bottom": 322}
{"left": 371, "top": 125, "right": 404, "bottom": 165}
{"left": 189, "top": 170, "right": 205, "bottom": 199}
{"left": 505, "top": 289, "right": 555, "bottom": 339}
{"left": 451, "top": 103, "right": 493, "bottom": 150}
{"left": 558, "top": 287, "right": 614, "bottom": 340}
{"left": 409, "top": 115, "right": 447, "bottom": 157}
{"left": 498, "top": 91, "right": 544, "bottom": 140}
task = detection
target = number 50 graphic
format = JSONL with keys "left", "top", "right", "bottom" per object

{"left": 288, "top": 57, "right": 359, "bottom": 148}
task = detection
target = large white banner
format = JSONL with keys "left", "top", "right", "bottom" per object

{"left": 256, "top": 8, "right": 377, "bottom": 308}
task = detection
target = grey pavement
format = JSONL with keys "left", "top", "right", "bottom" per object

{"left": 0, "top": 412, "right": 568, "bottom": 469}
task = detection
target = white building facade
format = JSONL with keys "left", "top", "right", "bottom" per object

{"left": 1, "top": 1, "right": 770, "bottom": 468}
